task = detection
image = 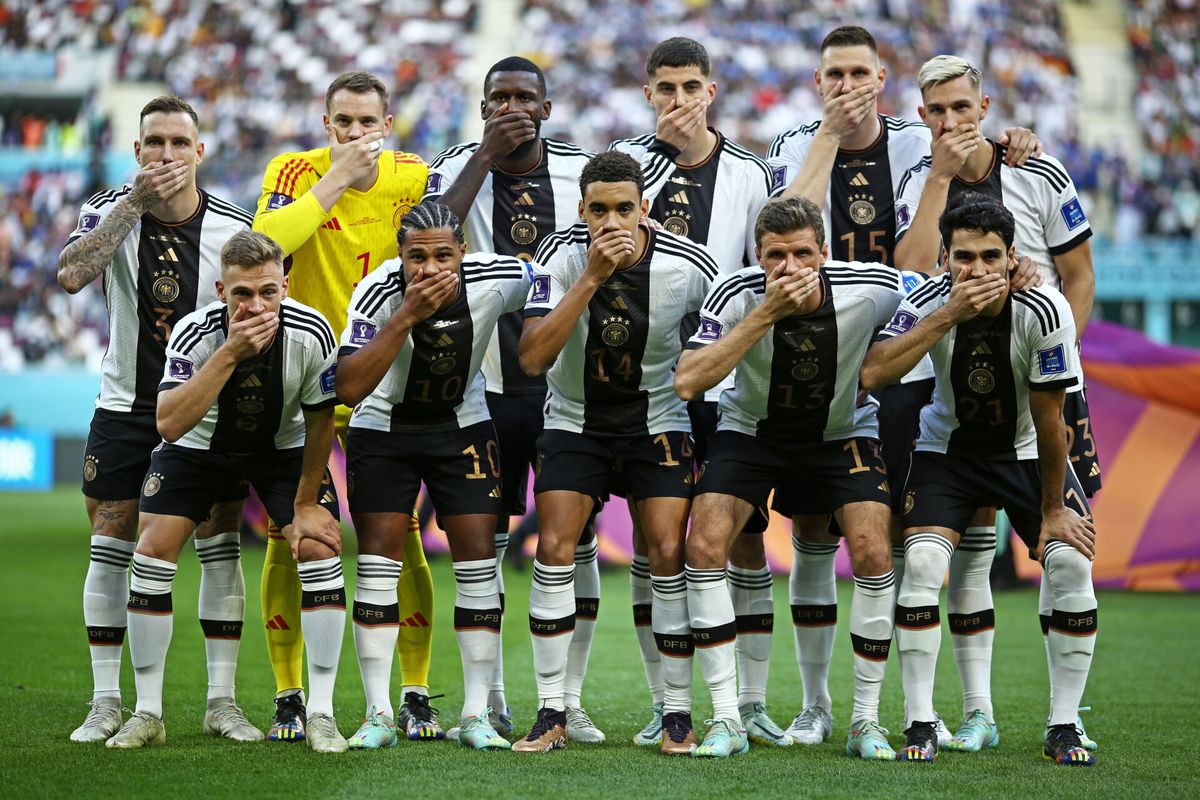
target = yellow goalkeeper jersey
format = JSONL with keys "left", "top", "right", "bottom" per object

{"left": 253, "top": 146, "right": 428, "bottom": 335}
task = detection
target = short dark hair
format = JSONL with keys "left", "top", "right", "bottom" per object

{"left": 939, "top": 193, "right": 1016, "bottom": 250}
{"left": 325, "top": 71, "right": 389, "bottom": 112}
{"left": 221, "top": 231, "right": 283, "bottom": 273}
{"left": 398, "top": 200, "right": 465, "bottom": 248}
{"left": 754, "top": 197, "right": 826, "bottom": 249}
{"left": 819, "top": 25, "right": 878, "bottom": 57}
{"left": 139, "top": 96, "right": 198, "bottom": 129}
{"left": 484, "top": 56, "right": 547, "bottom": 97}
{"left": 579, "top": 151, "right": 644, "bottom": 199}
{"left": 646, "top": 37, "right": 711, "bottom": 78}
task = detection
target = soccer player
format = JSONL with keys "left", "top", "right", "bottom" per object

{"left": 515, "top": 151, "right": 717, "bottom": 754}
{"left": 608, "top": 37, "right": 784, "bottom": 748}
{"left": 106, "top": 231, "right": 344, "bottom": 750}
{"left": 58, "top": 96, "right": 255, "bottom": 744}
{"left": 424, "top": 57, "right": 599, "bottom": 742}
{"left": 862, "top": 195, "right": 1097, "bottom": 766}
{"left": 676, "top": 196, "right": 915, "bottom": 759}
{"left": 252, "top": 71, "right": 436, "bottom": 741}
{"left": 335, "top": 201, "right": 530, "bottom": 751}
{"left": 892, "top": 55, "right": 1100, "bottom": 751}
{"left": 765, "top": 25, "right": 1040, "bottom": 746}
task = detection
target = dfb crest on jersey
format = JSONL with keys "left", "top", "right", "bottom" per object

{"left": 152, "top": 267, "right": 181, "bottom": 303}
{"left": 663, "top": 211, "right": 691, "bottom": 237}
{"left": 511, "top": 213, "right": 538, "bottom": 245}
{"left": 393, "top": 202, "right": 413, "bottom": 229}
{"left": 601, "top": 315, "right": 631, "bottom": 347}
{"left": 792, "top": 360, "right": 819, "bottom": 381}
{"left": 849, "top": 193, "right": 876, "bottom": 225}
{"left": 968, "top": 368, "right": 996, "bottom": 394}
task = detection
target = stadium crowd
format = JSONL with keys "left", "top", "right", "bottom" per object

{"left": 0, "top": 0, "right": 1196, "bottom": 365}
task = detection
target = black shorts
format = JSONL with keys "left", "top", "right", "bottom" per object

{"left": 700, "top": 431, "right": 891, "bottom": 515}
{"left": 876, "top": 378, "right": 935, "bottom": 511}
{"left": 1065, "top": 388, "right": 1102, "bottom": 497}
{"left": 901, "top": 450, "right": 1092, "bottom": 551}
{"left": 486, "top": 391, "right": 544, "bottom": 516}
{"left": 690, "top": 402, "right": 769, "bottom": 534}
{"left": 81, "top": 409, "right": 161, "bottom": 500}
{"left": 534, "top": 429, "right": 694, "bottom": 503}
{"left": 138, "top": 444, "right": 329, "bottom": 526}
{"left": 347, "top": 421, "right": 503, "bottom": 518}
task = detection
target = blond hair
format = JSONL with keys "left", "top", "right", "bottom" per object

{"left": 918, "top": 55, "right": 983, "bottom": 96}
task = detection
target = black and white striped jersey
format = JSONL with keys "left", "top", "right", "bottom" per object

{"left": 767, "top": 116, "right": 934, "bottom": 385}
{"left": 609, "top": 130, "right": 774, "bottom": 402}
{"left": 894, "top": 142, "right": 1093, "bottom": 291}
{"left": 424, "top": 138, "right": 593, "bottom": 395}
{"left": 67, "top": 188, "right": 252, "bottom": 414}
{"left": 159, "top": 297, "right": 338, "bottom": 453}
{"left": 526, "top": 223, "right": 719, "bottom": 437}
{"left": 340, "top": 254, "right": 531, "bottom": 434}
{"left": 687, "top": 262, "right": 907, "bottom": 442}
{"left": 767, "top": 115, "right": 931, "bottom": 265}
{"left": 878, "top": 277, "right": 1080, "bottom": 460}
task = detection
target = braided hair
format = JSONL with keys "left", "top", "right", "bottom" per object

{"left": 397, "top": 200, "right": 464, "bottom": 248}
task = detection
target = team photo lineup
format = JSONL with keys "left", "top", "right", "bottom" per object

{"left": 60, "top": 24, "right": 1108, "bottom": 766}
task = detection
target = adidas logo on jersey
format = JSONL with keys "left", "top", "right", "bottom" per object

{"left": 240, "top": 373, "right": 263, "bottom": 388}
{"left": 611, "top": 296, "right": 628, "bottom": 310}
{"left": 1089, "top": 462, "right": 1101, "bottom": 478}
{"left": 798, "top": 338, "right": 817, "bottom": 352}
{"left": 157, "top": 247, "right": 179, "bottom": 262}
{"left": 321, "top": 217, "right": 342, "bottom": 231}
{"left": 850, "top": 172, "right": 870, "bottom": 187}
{"left": 489, "top": 486, "right": 502, "bottom": 498}
{"left": 515, "top": 191, "right": 535, "bottom": 206}
{"left": 668, "top": 191, "right": 690, "bottom": 204}
{"left": 972, "top": 342, "right": 993, "bottom": 356}
{"left": 434, "top": 333, "right": 455, "bottom": 348}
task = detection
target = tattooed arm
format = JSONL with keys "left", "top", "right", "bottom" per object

{"left": 58, "top": 160, "right": 189, "bottom": 293}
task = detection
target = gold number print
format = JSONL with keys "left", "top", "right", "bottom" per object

{"left": 654, "top": 433, "right": 680, "bottom": 467}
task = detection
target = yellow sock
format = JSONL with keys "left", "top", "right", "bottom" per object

{"left": 396, "top": 512, "right": 434, "bottom": 691}
{"left": 262, "top": 523, "right": 305, "bottom": 694}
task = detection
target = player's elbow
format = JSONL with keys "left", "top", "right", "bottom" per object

{"left": 519, "top": 349, "right": 549, "bottom": 378}
{"left": 334, "top": 372, "right": 367, "bottom": 408}
{"left": 157, "top": 416, "right": 183, "bottom": 444}
{"left": 57, "top": 257, "right": 82, "bottom": 293}
{"left": 673, "top": 366, "right": 701, "bottom": 402}
{"left": 859, "top": 358, "right": 886, "bottom": 394}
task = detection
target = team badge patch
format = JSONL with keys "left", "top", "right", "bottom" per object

{"left": 425, "top": 173, "right": 443, "bottom": 195}
{"left": 350, "top": 320, "right": 377, "bottom": 345}
{"left": 901, "top": 271, "right": 923, "bottom": 294}
{"left": 697, "top": 318, "right": 723, "bottom": 341}
{"left": 1060, "top": 197, "right": 1087, "bottom": 231}
{"left": 883, "top": 311, "right": 917, "bottom": 336}
{"left": 903, "top": 491, "right": 915, "bottom": 515}
{"left": 530, "top": 274, "right": 551, "bottom": 304}
{"left": 266, "top": 192, "right": 293, "bottom": 211}
{"left": 771, "top": 165, "right": 787, "bottom": 193}
{"left": 1038, "top": 344, "right": 1068, "bottom": 375}
{"left": 75, "top": 213, "right": 100, "bottom": 236}
{"left": 83, "top": 454, "right": 99, "bottom": 482}
{"left": 896, "top": 204, "right": 911, "bottom": 228}
{"left": 320, "top": 365, "right": 337, "bottom": 394}
{"left": 168, "top": 358, "right": 193, "bottom": 380}
{"left": 143, "top": 472, "right": 164, "bottom": 497}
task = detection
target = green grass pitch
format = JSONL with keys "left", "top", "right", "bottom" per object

{"left": 2, "top": 488, "right": 1198, "bottom": 798}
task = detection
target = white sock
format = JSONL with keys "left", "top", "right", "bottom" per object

{"left": 127, "top": 553, "right": 177, "bottom": 719}
{"left": 651, "top": 572, "right": 692, "bottom": 714}
{"left": 631, "top": 555, "right": 665, "bottom": 705}
{"left": 298, "top": 557, "right": 346, "bottom": 718}
{"left": 453, "top": 558, "right": 502, "bottom": 719}
{"left": 849, "top": 571, "right": 895, "bottom": 724}
{"left": 789, "top": 538, "right": 838, "bottom": 712}
{"left": 84, "top": 535, "right": 134, "bottom": 702}
{"left": 528, "top": 560, "right": 575, "bottom": 711}
{"left": 353, "top": 554, "right": 402, "bottom": 719}
{"left": 687, "top": 566, "right": 738, "bottom": 722}
{"left": 896, "top": 534, "right": 952, "bottom": 727}
{"left": 729, "top": 564, "right": 772, "bottom": 708}
{"left": 489, "top": 532, "right": 508, "bottom": 712}
{"left": 948, "top": 526, "right": 996, "bottom": 719}
{"left": 1043, "top": 541, "right": 1097, "bottom": 726}
{"left": 564, "top": 536, "right": 599, "bottom": 709}
{"left": 195, "top": 532, "right": 244, "bottom": 702}
{"left": 1039, "top": 573, "right": 1055, "bottom": 717}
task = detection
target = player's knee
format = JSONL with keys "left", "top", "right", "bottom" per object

{"left": 684, "top": 532, "right": 725, "bottom": 570}
{"left": 647, "top": 536, "right": 685, "bottom": 574}
{"left": 849, "top": 539, "right": 892, "bottom": 577}
{"left": 88, "top": 501, "right": 139, "bottom": 541}
{"left": 903, "top": 536, "right": 953, "bottom": 583}
{"left": 1044, "top": 545, "right": 1092, "bottom": 591}
{"left": 297, "top": 537, "right": 335, "bottom": 564}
